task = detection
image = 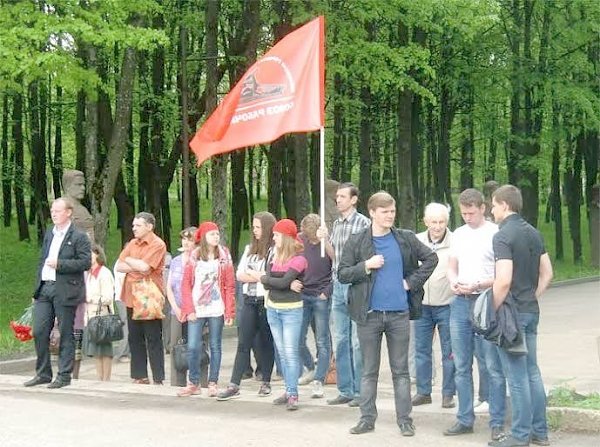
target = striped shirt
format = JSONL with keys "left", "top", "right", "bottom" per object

{"left": 330, "top": 209, "right": 370, "bottom": 277}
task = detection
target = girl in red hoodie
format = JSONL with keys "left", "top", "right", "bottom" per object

{"left": 179, "top": 222, "right": 235, "bottom": 397}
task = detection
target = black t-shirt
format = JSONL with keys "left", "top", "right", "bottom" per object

{"left": 492, "top": 213, "right": 546, "bottom": 313}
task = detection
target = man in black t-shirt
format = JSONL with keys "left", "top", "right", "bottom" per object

{"left": 489, "top": 185, "right": 553, "bottom": 447}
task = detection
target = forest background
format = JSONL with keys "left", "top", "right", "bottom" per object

{"left": 0, "top": 0, "right": 598, "bottom": 353}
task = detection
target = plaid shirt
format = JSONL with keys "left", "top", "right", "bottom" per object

{"left": 330, "top": 209, "right": 370, "bottom": 277}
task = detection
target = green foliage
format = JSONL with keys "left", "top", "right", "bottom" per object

{"left": 548, "top": 385, "right": 600, "bottom": 411}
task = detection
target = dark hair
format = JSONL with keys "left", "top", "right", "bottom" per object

{"left": 338, "top": 182, "right": 359, "bottom": 198}
{"left": 458, "top": 188, "right": 484, "bottom": 207}
{"left": 180, "top": 226, "right": 198, "bottom": 240}
{"left": 493, "top": 184, "right": 523, "bottom": 213}
{"left": 250, "top": 211, "right": 276, "bottom": 259}
{"left": 91, "top": 244, "right": 107, "bottom": 266}
{"left": 135, "top": 212, "right": 156, "bottom": 227}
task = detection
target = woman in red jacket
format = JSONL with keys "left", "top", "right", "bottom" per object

{"left": 179, "top": 222, "right": 235, "bottom": 397}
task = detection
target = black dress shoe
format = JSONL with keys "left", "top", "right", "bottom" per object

{"left": 443, "top": 422, "right": 474, "bottom": 436}
{"left": 412, "top": 393, "right": 432, "bottom": 406}
{"left": 24, "top": 376, "right": 52, "bottom": 387}
{"left": 327, "top": 395, "right": 353, "bottom": 405}
{"left": 47, "top": 379, "right": 71, "bottom": 389}
{"left": 349, "top": 421, "right": 374, "bottom": 435}
{"left": 348, "top": 398, "right": 361, "bottom": 407}
{"left": 530, "top": 435, "right": 550, "bottom": 446}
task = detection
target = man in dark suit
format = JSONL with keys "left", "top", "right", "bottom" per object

{"left": 24, "top": 197, "right": 91, "bottom": 389}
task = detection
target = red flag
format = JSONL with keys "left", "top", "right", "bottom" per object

{"left": 190, "top": 16, "right": 325, "bottom": 165}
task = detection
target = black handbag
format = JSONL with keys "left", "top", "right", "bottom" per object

{"left": 87, "top": 300, "right": 124, "bottom": 344}
{"left": 173, "top": 338, "right": 189, "bottom": 372}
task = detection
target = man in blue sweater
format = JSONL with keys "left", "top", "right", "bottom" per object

{"left": 338, "top": 191, "right": 437, "bottom": 437}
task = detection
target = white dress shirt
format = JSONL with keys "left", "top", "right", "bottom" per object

{"left": 41, "top": 223, "right": 71, "bottom": 281}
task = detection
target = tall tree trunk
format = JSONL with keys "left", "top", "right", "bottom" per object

{"left": 205, "top": 0, "right": 227, "bottom": 237}
{"left": 13, "top": 83, "right": 29, "bottom": 241}
{"left": 294, "top": 134, "right": 311, "bottom": 221}
{"left": 358, "top": 86, "right": 372, "bottom": 215}
{"left": 2, "top": 94, "right": 12, "bottom": 227}
{"left": 138, "top": 53, "right": 150, "bottom": 213}
{"left": 331, "top": 73, "right": 343, "bottom": 181}
{"left": 564, "top": 131, "right": 583, "bottom": 263}
{"left": 75, "top": 90, "right": 86, "bottom": 172}
{"left": 548, "top": 109, "right": 563, "bottom": 260}
{"left": 51, "top": 86, "right": 63, "bottom": 199}
{"left": 28, "top": 81, "right": 49, "bottom": 243}
{"left": 90, "top": 44, "right": 139, "bottom": 247}
{"left": 459, "top": 88, "right": 475, "bottom": 190}
{"left": 268, "top": 139, "right": 284, "bottom": 218}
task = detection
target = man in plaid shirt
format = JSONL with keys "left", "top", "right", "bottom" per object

{"left": 326, "top": 182, "right": 370, "bottom": 406}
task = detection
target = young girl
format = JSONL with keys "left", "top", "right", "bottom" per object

{"left": 217, "top": 212, "right": 276, "bottom": 400}
{"left": 166, "top": 227, "right": 197, "bottom": 387}
{"left": 82, "top": 244, "right": 115, "bottom": 381}
{"left": 180, "top": 222, "right": 235, "bottom": 397}
{"left": 253, "top": 218, "right": 307, "bottom": 411}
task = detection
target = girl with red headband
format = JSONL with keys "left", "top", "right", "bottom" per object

{"left": 179, "top": 222, "right": 235, "bottom": 397}
{"left": 246, "top": 218, "right": 307, "bottom": 410}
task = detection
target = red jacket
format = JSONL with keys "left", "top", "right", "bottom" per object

{"left": 181, "top": 245, "right": 235, "bottom": 320}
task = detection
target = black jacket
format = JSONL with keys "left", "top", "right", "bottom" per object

{"left": 338, "top": 227, "right": 438, "bottom": 323}
{"left": 33, "top": 224, "right": 92, "bottom": 306}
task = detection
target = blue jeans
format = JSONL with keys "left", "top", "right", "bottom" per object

{"left": 450, "top": 296, "right": 506, "bottom": 428}
{"left": 482, "top": 334, "right": 507, "bottom": 428}
{"left": 267, "top": 307, "right": 303, "bottom": 397}
{"left": 331, "top": 280, "right": 362, "bottom": 398}
{"left": 497, "top": 312, "right": 547, "bottom": 442}
{"left": 187, "top": 316, "right": 224, "bottom": 385}
{"left": 357, "top": 311, "right": 412, "bottom": 426}
{"left": 475, "top": 334, "right": 490, "bottom": 402}
{"left": 414, "top": 304, "right": 455, "bottom": 397}
{"left": 299, "top": 293, "right": 331, "bottom": 382}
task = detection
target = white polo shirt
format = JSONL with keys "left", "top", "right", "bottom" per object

{"left": 450, "top": 220, "right": 497, "bottom": 286}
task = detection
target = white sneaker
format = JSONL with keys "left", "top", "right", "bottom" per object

{"left": 474, "top": 400, "right": 489, "bottom": 414}
{"left": 311, "top": 380, "right": 324, "bottom": 398}
{"left": 299, "top": 369, "right": 315, "bottom": 386}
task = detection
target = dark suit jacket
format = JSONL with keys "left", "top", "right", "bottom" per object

{"left": 33, "top": 223, "right": 92, "bottom": 306}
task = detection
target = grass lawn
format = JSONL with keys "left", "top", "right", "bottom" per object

{"left": 1, "top": 201, "right": 598, "bottom": 357}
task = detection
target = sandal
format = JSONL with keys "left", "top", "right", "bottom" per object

{"left": 133, "top": 378, "right": 150, "bottom": 384}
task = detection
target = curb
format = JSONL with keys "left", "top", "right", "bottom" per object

{"left": 549, "top": 276, "right": 599, "bottom": 288}
{"left": 547, "top": 407, "right": 600, "bottom": 434}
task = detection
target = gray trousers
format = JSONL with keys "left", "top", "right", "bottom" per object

{"left": 113, "top": 300, "right": 130, "bottom": 359}
{"left": 357, "top": 311, "right": 412, "bottom": 426}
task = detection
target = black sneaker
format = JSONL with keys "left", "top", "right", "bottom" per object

{"left": 350, "top": 421, "right": 374, "bottom": 435}
{"left": 412, "top": 394, "right": 432, "bottom": 406}
{"left": 492, "top": 426, "right": 505, "bottom": 441}
{"left": 488, "top": 435, "right": 530, "bottom": 447}
{"left": 531, "top": 435, "right": 550, "bottom": 446}
{"left": 216, "top": 385, "right": 240, "bottom": 401}
{"left": 258, "top": 382, "right": 271, "bottom": 397}
{"left": 443, "top": 422, "right": 474, "bottom": 436}
{"left": 327, "top": 395, "right": 353, "bottom": 405}
{"left": 399, "top": 422, "right": 415, "bottom": 437}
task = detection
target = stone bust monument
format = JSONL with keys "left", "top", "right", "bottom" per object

{"left": 62, "top": 169, "right": 94, "bottom": 241}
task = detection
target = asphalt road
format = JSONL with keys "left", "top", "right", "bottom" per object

{"left": 1, "top": 388, "right": 599, "bottom": 447}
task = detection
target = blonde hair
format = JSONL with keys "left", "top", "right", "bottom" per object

{"left": 274, "top": 234, "right": 303, "bottom": 264}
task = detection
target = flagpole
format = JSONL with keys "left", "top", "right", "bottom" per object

{"left": 320, "top": 126, "right": 325, "bottom": 257}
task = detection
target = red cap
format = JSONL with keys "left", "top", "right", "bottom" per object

{"left": 273, "top": 218, "right": 298, "bottom": 239}
{"left": 195, "top": 221, "right": 219, "bottom": 242}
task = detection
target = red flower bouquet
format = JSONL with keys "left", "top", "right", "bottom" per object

{"left": 10, "top": 305, "right": 34, "bottom": 342}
